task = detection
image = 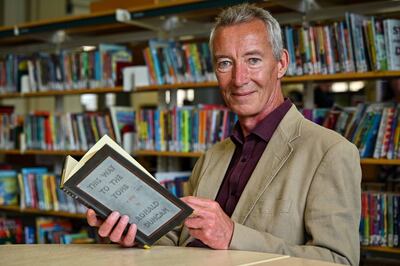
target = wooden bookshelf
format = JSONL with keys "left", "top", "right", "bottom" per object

{"left": 135, "top": 82, "right": 219, "bottom": 92}
{"left": 0, "top": 205, "right": 86, "bottom": 219}
{"left": 0, "top": 149, "right": 86, "bottom": 156}
{"left": 134, "top": 71, "right": 400, "bottom": 92}
{"left": 360, "top": 158, "right": 400, "bottom": 165}
{"left": 362, "top": 246, "right": 400, "bottom": 254}
{"left": 283, "top": 71, "right": 400, "bottom": 83}
{"left": 1, "top": 148, "right": 399, "bottom": 164}
{"left": 0, "top": 87, "right": 124, "bottom": 99}
{"left": 134, "top": 150, "right": 203, "bottom": 158}
{"left": 1, "top": 71, "right": 398, "bottom": 98}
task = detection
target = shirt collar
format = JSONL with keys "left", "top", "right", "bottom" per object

{"left": 231, "top": 98, "right": 292, "bottom": 145}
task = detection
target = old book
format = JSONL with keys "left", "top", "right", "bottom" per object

{"left": 60, "top": 135, "right": 192, "bottom": 246}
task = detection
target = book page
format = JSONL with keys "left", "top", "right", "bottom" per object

{"left": 60, "top": 155, "right": 78, "bottom": 187}
{"left": 68, "top": 135, "right": 154, "bottom": 180}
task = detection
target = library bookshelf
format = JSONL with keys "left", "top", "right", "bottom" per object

{"left": 362, "top": 246, "right": 400, "bottom": 255}
{"left": 0, "top": 205, "right": 85, "bottom": 219}
{"left": 0, "top": 87, "right": 125, "bottom": 99}
{"left": 1, "top": 149, "right": 400, "bottom": 167}
{"left": 134, "top": 71, "right": 400, "bottom": 92}
{"left": 0, "top": 71, "right": 397, "bottom": 99}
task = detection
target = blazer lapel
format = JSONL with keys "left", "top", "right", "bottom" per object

{"left": 195, "top": 140, "right": 235, "bottom": 200}
{"left": 231, "top": 106, "right": 302, "bottom": 224}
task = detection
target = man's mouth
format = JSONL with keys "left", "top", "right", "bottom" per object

{"left": 232, "top": 91, "right": 255, "bottom": 97}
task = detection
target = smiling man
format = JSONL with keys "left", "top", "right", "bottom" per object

{"left": 87, "top": 4, "right": 361, "bottom": 266}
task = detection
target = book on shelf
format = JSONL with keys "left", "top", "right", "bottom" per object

{"left": 60, "top": 135, "right": 193, "bottom": 246}
{"left": 360, "top": 190, "right": 400, "bottom": 248}
{"left": 0, "top": 170, "right": 18, "bottom": 206}
{"left": 383, "top": 19, "right": 400, "bottom": 71}
{"left": 302, "top": 103, "right": 400, "bottom": 159}
{"left": 137, "top": 105, "right": 237, "bottom": 152}
{"left": 109, "top": 106, "right": 136, "bottom": 152}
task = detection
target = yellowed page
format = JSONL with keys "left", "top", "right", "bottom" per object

{"left": 60, "top": 155, "right": 79, "bottom": 187}
{"left": 68, "top": 135, "right": 154, "bottom": 180}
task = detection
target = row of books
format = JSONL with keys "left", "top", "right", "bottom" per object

{"left": 0, "top": 43, "right": 132, "bottom": 94}
{"left": 143, "top": 40, "right": 216, "bottom": 85}
{"left": 303, "top": 103, "right": 400, "bottom": 159}
{"left": 0, "top": 111, "right": 116, "bottom": 151}
{"left": 360, "top": 191, "right": 400, "bottom": 248}
{"left": 284, "top": 15, "right": 400, "bottom": 76}
{"left": 155, "top": 171, "right": 191, "bottom": 198}
{"left": 0, "top": 168, "right": 87, "bottom": 214}
{"left": 2, "top": 104, "right": 400, "bottom": 159}
{"left": 1, "top": 14, "right": 398, "bottom": 93}
{"left": 0, "top": 216, "right": 95, "bottom": 244}
{"left": 136, "top": 106, "right": 237, "bottom": 152}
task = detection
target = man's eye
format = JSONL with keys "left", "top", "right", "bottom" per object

{"left": 217, "top": 61, "right": 232, "bottom": 70}
{"left": 248, "top": 58, "right": 261, "bottom": 65}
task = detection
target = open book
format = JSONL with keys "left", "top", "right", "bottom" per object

{"left": 60, "top": 135, "right": 192, "bottom": 246}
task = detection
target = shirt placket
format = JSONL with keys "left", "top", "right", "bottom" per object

{"left": 225, "top": 137, "right": 256, "bottom": 216}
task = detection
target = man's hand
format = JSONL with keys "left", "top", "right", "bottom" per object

{"left": 181, "top": 196, "right": 234, "bottom": 249}
{"left": 86, "top": 209, "right": 138, "bottom": 247}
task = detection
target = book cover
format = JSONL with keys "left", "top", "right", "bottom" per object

{"left": 60, "top": 135, "right": 192, "bottom": 246}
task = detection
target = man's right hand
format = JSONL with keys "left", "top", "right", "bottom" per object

{"left": 86, "top": 209, "right": 138, "bottom": 247}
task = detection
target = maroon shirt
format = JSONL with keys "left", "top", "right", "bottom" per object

{"left": 188, "top": 99, "right": 292, "bottom": 248}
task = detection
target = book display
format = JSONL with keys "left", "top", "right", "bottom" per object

{"left": 0, "top": 0, "right": 399, "bottom": 265}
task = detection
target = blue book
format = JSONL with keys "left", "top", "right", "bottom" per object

{"left": 0, "top": 170, "right": 18, "bottom": 205}
{"left": 21, "top": 167, "right": 48, "bottom": 209}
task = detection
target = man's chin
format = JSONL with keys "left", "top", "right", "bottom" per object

{"left": 231, "top": 107, "right": 258, "bottom": 118}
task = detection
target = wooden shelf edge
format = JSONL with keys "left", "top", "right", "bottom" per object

{"left": 134, "top": 150, "right": 203, "bottom": 158}
{"left": 135, "top": 82, "right": 219, "bottom": 91}
{"left": 1, "top": 71, "right": 399, "bottom": 97}
{"left": 360, "top": 159, "right": 400, "bottom": 165}
{"left": 0, "top": 149, "right": 86, "bottom": 156}
{"left": 0, "top": 205, "right": 86, "bottom": 219}
{"left": 0, "top": 149, "right": 399, "bottom": 164}
{"left": 361, "top": 246, "right": 400, "bottom": 254}
{"left": 134, "top": 71, "right": 400, "bottom": 91}
{"left": 0, "top": 87, "right": 124, "bottom": 99}
{"left": 283, "top": 71, "right": 400, "bottom": 83}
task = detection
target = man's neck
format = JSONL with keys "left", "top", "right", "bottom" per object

{"left": 239, "top": 92, "right": 285, "bottom": 137}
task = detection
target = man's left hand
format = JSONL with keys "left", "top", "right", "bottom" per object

{"left": 181, "top": 196, "right": 234, "bottom": 249}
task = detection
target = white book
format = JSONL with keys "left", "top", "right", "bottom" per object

{"left": 384, "top": 19, "right": 400, "bottom": 70}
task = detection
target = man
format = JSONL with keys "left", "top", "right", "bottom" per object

{"left": 87, "top": 4, "right": 361, "bottom": 266}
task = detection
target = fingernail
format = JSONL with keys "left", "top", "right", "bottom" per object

{"left": 111, "top": 211, "right": 120, "bottom": 218}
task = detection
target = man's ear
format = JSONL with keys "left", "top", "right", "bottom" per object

{"left": 277, "top": 49, "right": 289, "bottom": 79}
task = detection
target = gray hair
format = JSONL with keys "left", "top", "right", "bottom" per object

{"left": 209, "top": 3, "right": 283, "bottom": 61}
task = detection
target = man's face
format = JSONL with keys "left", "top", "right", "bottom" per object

{"left": 212, "top": 19, "right": 286, "bottom": 120}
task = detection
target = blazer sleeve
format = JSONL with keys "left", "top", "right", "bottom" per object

{"left": 229, "top": 140, "right": 362, "bottom": 266}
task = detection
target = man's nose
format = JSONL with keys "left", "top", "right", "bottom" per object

{"left": 232, "top": 63, "right": 250, "bottom": 87}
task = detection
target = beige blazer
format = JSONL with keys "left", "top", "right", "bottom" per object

{"left": 159, "top": 105, "right": 361, "bottom": 266}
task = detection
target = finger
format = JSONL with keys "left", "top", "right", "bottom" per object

{"left": 187, "top": 228, "right": 205, "bottom": 241}
{"left": 87, "top": 209, "right": 103, "bottom": 227}
{"left": 184, "top": 216, "right": 203, "bottom": 229}
{"left": 181, "top": 196, "right": 216, "bottom": 209}
{"left": 98, "top": 211, "right": 120, "bottom": 238}
{"left": 120, "top": 223, "right": 138, "bottom": 247}
{"left": 109, "top": 215, "right": 130, "bottom": 243}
